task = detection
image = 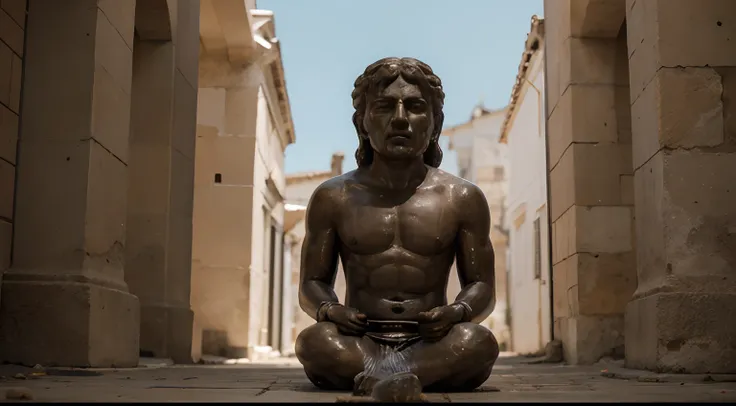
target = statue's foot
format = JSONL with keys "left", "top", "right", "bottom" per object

{"left": 371, "top": 372, "right": 425, "bottom": 403}
{"left": 353, "top": 371, "right": 379, "bottom": 396}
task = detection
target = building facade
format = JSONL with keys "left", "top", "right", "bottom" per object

{"left": 192, "top": 1, "right": 295, "bottom": 362}
{"left": 544, "top": 0, "right": 736, "bottom": 372}
{"left": 282, "top": 152, "right": 345, "bottom": 354}
{"left": 0, "top": 0, "right": 298, "bottom": 368}
{"left": 442, "top": 106, "right": 511, "bottom": 350}
{"left": 0, "top": 0, "right": 200, "bottom": 366}
{"left": 499, "top": 17, "right": 552, "bottom": 355}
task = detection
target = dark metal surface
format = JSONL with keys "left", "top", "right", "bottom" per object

{"left": 294, "top": 57, "right": 499, "bottom": 395}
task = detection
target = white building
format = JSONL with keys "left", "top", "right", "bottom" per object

{"left": 499, "top": 16, "right": 551, "bottom": 355}
{"left": 191, "top": 3, "right": 296, "bottom": 361}
{"left": 442, "top": 105, "right": 511, "bottom": 350}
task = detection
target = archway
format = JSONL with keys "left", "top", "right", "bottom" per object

{"left": 125, "top": 0, "right": 199, "bottom": 363}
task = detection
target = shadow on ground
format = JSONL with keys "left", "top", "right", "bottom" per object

{"left": 1, "top": 355, "right": 735, "bottom": 402}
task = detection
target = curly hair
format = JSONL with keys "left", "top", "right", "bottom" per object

{"left": 351, "top": 57, "right": 446, "bottom": 168}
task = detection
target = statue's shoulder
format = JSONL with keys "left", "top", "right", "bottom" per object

{"left": 310, "top": 170, "right": 359, "bottom": 206}
{"left": 425, "top": 167, "right": 487, "bottom": 204}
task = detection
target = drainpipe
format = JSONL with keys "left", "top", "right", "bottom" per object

{"left": 541, "top": 43, "right": 555, "bottom": 342}
{"left": 7, "top": 0, "right": 30, "bottom": 275}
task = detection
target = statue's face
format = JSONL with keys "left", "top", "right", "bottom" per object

{"left": 363, "top": 75, "right": 434, "bottom": 162}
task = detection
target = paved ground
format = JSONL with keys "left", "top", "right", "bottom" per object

{"left": 1, "top": 355, "right": 736, "bottom": 402}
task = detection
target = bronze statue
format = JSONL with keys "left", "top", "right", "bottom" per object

{"left": 295, "top": 57, "right": 499, "bottom": 401}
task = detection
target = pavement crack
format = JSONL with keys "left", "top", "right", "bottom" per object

{"left": 255, "top": 379, "right": 279, "bottom": 396}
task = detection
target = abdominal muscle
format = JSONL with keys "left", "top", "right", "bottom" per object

{"left": 343, "top": 262, "right": 451, "bottom": 321}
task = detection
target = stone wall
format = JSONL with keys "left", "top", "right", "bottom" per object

{"left": 0, "top": 0, "right": 24, "bottom": 275}
{"left": 545, "top": 0, "right": 736, "bottom": 372}
{"left": 545, "top": 0, "right": 636, "bottom": 364}
{"left": 0, "top": 0, "right": 200, "bottom": 368}
{"left": 624, "top": 0, "right": 736, "bottom": 373}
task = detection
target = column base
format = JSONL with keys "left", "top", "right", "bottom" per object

{"left": 0, "top": 273, "right": 140, "bottom": 367}
{"left": 555, "top": 314, "right": 624, "bottom": 365}
{"left": 625, "top": 292, "right": 736, "bottom": 373}
{"left": 140, "top": 304, "right": 194, "bottom": 364}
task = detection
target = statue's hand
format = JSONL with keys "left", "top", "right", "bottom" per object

{"left": 416, "top": 305, "right": 465, "bottom": 342}
{"left": 326, "top": 304, "right": 368, "bottom": 336}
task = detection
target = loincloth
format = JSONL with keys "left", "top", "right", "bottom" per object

{"left": 365, "top": 320, "right": 421, "bottom": 352}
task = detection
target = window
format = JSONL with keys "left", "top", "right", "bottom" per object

{"left": 533, "top": 217, "right": 542, "bottom": 279}
{"left": 214, "top": 173, "right": 222, "bottom": 184}
{"left": 494, "top": 166, "right": 505, "bottom": 181}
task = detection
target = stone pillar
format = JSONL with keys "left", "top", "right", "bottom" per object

{"left": 191, "top": 58, "right": 259, "bottom": 358}
{"left": 0, "top": 1, "right": 139, "bottom": 367}
{"left": 544, "top": 0, "right": 637, "bottom": 364}
{"left": 125, "top": 0, "right": 199, "bottom": 363}
{"left": 625, "top": 0, "right": 736, "bottom": 373}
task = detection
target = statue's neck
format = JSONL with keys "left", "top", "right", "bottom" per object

{"left": 367, "top": 156, "right": 427, "bottom": 191}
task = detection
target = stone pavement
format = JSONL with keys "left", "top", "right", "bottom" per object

{"left": 1, "top": 355, "right": 736, "bottom": 402}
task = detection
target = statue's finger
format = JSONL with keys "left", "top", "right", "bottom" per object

{"left": 416, "top": 311, "right": 432, "bottom": 321}
{"left": 339, "top": 326, "right": 363, "bottom": 336}
{"left": 419, "top": 320, "right": 443, "bottom": 330}
{"left": 348, "top": 320, "right": 367, "bottom": 330}
{"left": 350, "top": 314, "right": 368, "bottom": 325}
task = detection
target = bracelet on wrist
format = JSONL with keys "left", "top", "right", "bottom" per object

{"left": 451, "top": 301, "right": 473, "bottom": 323}
{"left": 316, "top": 301, "right": 340, "bottom": 322}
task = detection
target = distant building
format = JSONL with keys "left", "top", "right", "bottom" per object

{"left": 499, "top": 16, "right": 551, "bottom": 355}
{"left": 191, "top": 3, "right": 296, "bottom": 361}
{"left": 282, "top": 153, "right": 345, "bottom": 354}
{"left": 442, "top": 105, "right": 511, "bottom": 350}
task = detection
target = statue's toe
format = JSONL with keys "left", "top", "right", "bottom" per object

{"left": 371, "top": 372, "right": 425, "bottom": 403}
{"left": 353, "top": 371, "right": 380, "bottom": 396}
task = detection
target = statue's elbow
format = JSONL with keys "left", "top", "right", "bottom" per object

{"left": 298, "top": 282, "right": 320, "bottom": 319}
{"left": 297, "top": 284, "right": 309, "bottom": 313}
{"left": 487, "top": 296, "right": 497, "bottom": 315}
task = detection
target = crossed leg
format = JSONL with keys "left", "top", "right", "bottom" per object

{"left": 295, "top": 321, "right": 499, "bottom": 393}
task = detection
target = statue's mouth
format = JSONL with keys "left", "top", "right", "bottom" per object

{"left": 387, "top": 131, "right": 412, "bottom": 140}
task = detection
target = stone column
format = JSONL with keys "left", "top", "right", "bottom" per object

{"left": 544, "top": 0, "right": 637, "bottom": 364}
{"left": 625, "top": 0, "right": 736, "bottom": 373}
{"left": 125, "top": 0, "right": 199, "bottom": 364}
{"left": 0, "top": 1, "right": 139, "bottom": 367}
{"left": 191, "top": 58, "right": 259, "bottom": 358}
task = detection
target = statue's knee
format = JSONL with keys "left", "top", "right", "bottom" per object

{"left": 296, "top": 322, "right": 364, "bottom": 369}
{"left": 295, "top": 322, "right": 364, "bottom": 390}
{"left": 295, "top": 322, "right": 338, "bottom": 361}
{"left": 451, "top": 323, "right": 499, "bottom": 365}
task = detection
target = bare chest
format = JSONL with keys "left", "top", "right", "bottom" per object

{"left": 337, "top": 190, "right": 458, "bottom": 256}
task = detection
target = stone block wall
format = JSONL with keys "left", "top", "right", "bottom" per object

{"left": 545, "top": 0, "right": 637, "bottom": 364}
{"left": 0, "top": 0, "right": 200, "bottom": 368}
{"left": 545, "top": 0, "right": 736, "bottom": 373}
{"left": 624, "top": 0, "right": 736, "bottom": 373}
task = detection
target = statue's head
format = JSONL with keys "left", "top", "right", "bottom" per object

{"left": 352, "top": 57, "right": 445, "bottom": 168}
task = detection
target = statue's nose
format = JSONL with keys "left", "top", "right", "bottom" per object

{"left": 391, "top": 104, "right": 409, "bottom": 130}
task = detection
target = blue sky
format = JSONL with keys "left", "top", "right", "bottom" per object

{"left": 259, "top": 0, "right": 544, "bottom": 175}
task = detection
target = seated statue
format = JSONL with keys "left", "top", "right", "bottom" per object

{"left": 295, "top": 57, "right": 499, "bottom": 401}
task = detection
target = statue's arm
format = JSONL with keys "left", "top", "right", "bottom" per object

{"left": 454, "top": 184, "right": 496, "bottom": 323}
{"left": 298, "top": 183, "right": 341, "bottom": 321}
